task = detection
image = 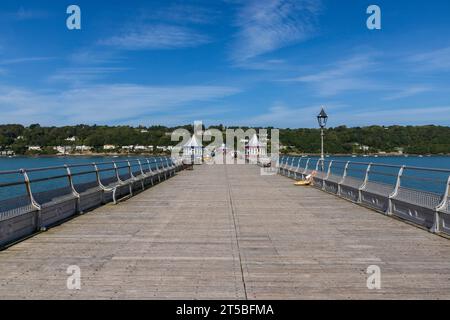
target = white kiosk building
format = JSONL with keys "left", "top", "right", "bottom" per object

{"left": 183, "top": 135, "right": 203, "bottom": 164}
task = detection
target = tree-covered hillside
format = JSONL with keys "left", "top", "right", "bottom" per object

{"left": 0, "top": 124, "right": 449, "bottom": 155}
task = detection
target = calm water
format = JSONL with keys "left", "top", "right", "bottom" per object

{"left": 282, "top": 155, "right": 450, "bottom": 195}
{"left": 0, "top": 156, "right": 166, "bottom": 201}
{"left": 0, "top": 155, "right": 449, "bottom": 201}
{"left": 282, "top": 155, "right": 450, "bottom": 170}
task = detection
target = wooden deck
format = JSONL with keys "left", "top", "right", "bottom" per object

{"left": 1, "top": 164, "right": 450, "bottom": 299}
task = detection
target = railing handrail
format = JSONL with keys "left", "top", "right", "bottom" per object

{"left": 281, "top": 155, "right": 450, "bottom": 174}
{"left": 0, "top": 157, "right": 170, "bottom": 176}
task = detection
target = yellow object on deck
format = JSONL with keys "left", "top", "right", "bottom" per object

{"left": 294, "top": 180, "right": 311, "bottom": 186}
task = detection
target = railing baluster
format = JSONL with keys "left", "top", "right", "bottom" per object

{"left": 435, "top": 175, "right": 450, "bottom": 233}
{"left": 358, "top": 163, "right": 372, "bottom": 203}
{"left": 338, "top": 161, "right": 350, "bottom": 196}
{"left": 302, "top": 159, "right": 310, "bottom": 179}
{"left": 388, "top": 165, "right": 405, "bottom": 215}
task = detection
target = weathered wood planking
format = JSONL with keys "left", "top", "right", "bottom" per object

{"left": 0, "top": 164, "right": 450, "bottom": 299}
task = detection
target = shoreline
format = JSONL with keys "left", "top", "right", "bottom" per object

{"left": 1, "top": 153, "right": 450, "bottom": 158}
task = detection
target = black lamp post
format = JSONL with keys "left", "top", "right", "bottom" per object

{"left": 317, "top": 107, "right": 328, "bottom": 161}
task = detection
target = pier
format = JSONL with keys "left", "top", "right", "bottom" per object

{"left": 1, "top": 163, "right": 450, "bottom": 299}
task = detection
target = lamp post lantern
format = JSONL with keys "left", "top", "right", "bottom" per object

{"left": 317, "top": 107, "right": 328, "bottom": 161}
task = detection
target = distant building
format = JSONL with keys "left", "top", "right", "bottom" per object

{"left": 353, "top": 143, "right": 370, "bottom": 153}
{"left": 65, "top": 136, "right": 77, "bottom": 142}
{"left": 53, "top": 146, "right": 67, "bottom": 154}
{"left": 75, "top": 145, "right": 92, "bottom": 151}
{"left": 245, "top": 134, "right": 266, "bottom": 163}
{"left": 28, "top": 146, "right": 42, "bottom": 151}
{"left": 140, "top": 129, "right": 148, "bottom": 133}
{"left": 103, "top": 144, "right": 116, "bottom": 150}
{"left": 182, "top": 135, "right": 203, "bottom": 163}
{"left": 134, "top": 145, "right": 147, "bottom": 151}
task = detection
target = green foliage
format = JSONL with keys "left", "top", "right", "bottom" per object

{"left": 0, "top": 124, "right": 449, "bottom": 155}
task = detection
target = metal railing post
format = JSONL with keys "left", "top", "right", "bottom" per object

{"left": 281, "top": 156, "right": 287, "bottom": 175}
{"left": 162, "top": 157, "right": 168, "bottom": 180}
{"left": 155, "top": 158, "right": 162, "bottom": 182}
{"left": 146, "top": 159, "right": 155, "bottom": 186}
{"left": 302, "top": 159, "right": 310, "bottom": 179}
{"left": 358, "top": 163, "right": 372, "bottom": 203}
{"left": 113, "top": 162, "right": 120, "bottom": 182}
{"left": 93, "top": 163, "right": 102, "bottom": 187}
{"left": 434, "top": 175, "right": 450, "bottom": 233}
{"left": 65, "top": 165, "right": 80, "bottom": 213}
{"left": 92, "top": 162, "right": 106, "bottom": 204}
{"left": 65, "top": 165, "right": 79, "bottom": 197}
{"left": 137, "top": 160, "right": 145, "bottom": 190}
{"left": 294, "top": 158, "right": 302, "bottom": 180}
{"left": 127, "top": 160, "right": 134, "bottom": 195}
{"left": 323, "top": 160, "right": 333, "bottom": 191}
{"left": 288, "top": 157, "right": 294, "bottom": 178}
{"left": 388, "top": 165, "right": 405, "bottom": 215}
{"left": 21, "top": 169, "right": 40, "bottom": 210}
{"left": 21, "top": 169, "right": 41, "bottom": 230}
{"left": 325, "top": 160, "right": 333, "bottom": 180}
{"left": 127, "top": 160, "right": 134, "bottom": 178}
{"left": 338, "top": 161, "right": 350, "bottom": 196}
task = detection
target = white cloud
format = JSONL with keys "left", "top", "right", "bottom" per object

{"left": 99, "top": 24, "right": 210, "bottom": 50}
{"left": 0, "top": 84, "right": 240, "bottom": 125}
{"left": 0, "top": 57, "right": 55, "bottom": 65}
{"left": 244, "top": 103, "right": 450, "bottom": 128}
{"left": 242, "top": 103, "right": 343, "bottom": 128}
{"left": 149, "top": 4, "right": 220, "bottom": 25}
{"left": 231, "top": 0, "right": 321, "bottom": 62}
{"left": 0, "top": 6, "right": 48, "bottom": 21}
{"left": 283, "top": 54, "right": 382, "bottom": 96}
{"left": 383, "top": 86, "right": 432, "bottom": 101}
{"left": 48, "top": 67, "right": 129, "bottom": 84}
{"left": 409, "top": 46, "right": 450, "bottom": 71}
{"left": 335, "top": 106, "right": 450, "bottom": 126}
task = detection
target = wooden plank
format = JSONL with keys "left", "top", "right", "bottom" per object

{"left": 0, "top": 164, "right": 449, "bottom": 299}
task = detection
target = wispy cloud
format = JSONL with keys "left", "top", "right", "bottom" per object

{"left": 245, "top": 102, "right": 450, "bottom": 128}
{"left": 68, "top": 49, "right": 123, "bottom": 65}
{"left": 0, "top": 84, "right": 240, "bottom": 125}
{"left": 383, "top": 85, "right": 433, "bottom": 101}
{"left": 48, "top": 67, "right": 129, "bottom": 84}
{"left": 99, "top": 24, "right": 210, "bottom": 50}
{"left": 335, "top": 105, "right": 450, "bottom": 126}
{"left": 409, "top": 46, "right": 450, "bottom": 71}
{"left": 149, "top": 3, "right": 220, "bottom": 25}
{"left": 242, "top": 102, "right": 343, "bottom": 128}
{"left": 233, "top": 58, "right": 287, "bottom": 71}
{"left": 0, "top": 57, "right": 55, "bottom": 65}
{"left": 0, "top": 6, "right": 48, "bottom": 21}
{"left": 231, "top": 0, "right": 322, "bottom": 62}
{"left": 282, "top": 54, "right": 382, "bottom": 96}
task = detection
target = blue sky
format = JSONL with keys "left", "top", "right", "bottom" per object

{"left": 0, "top": 0, "right": 450, "bottom": 128}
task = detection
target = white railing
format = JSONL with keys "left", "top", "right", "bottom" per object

{"left": 0, "top": 156, "right": 184, "bottom": 248}
{"left": 278, "top": 156, "right": 450, "bottom": 237}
